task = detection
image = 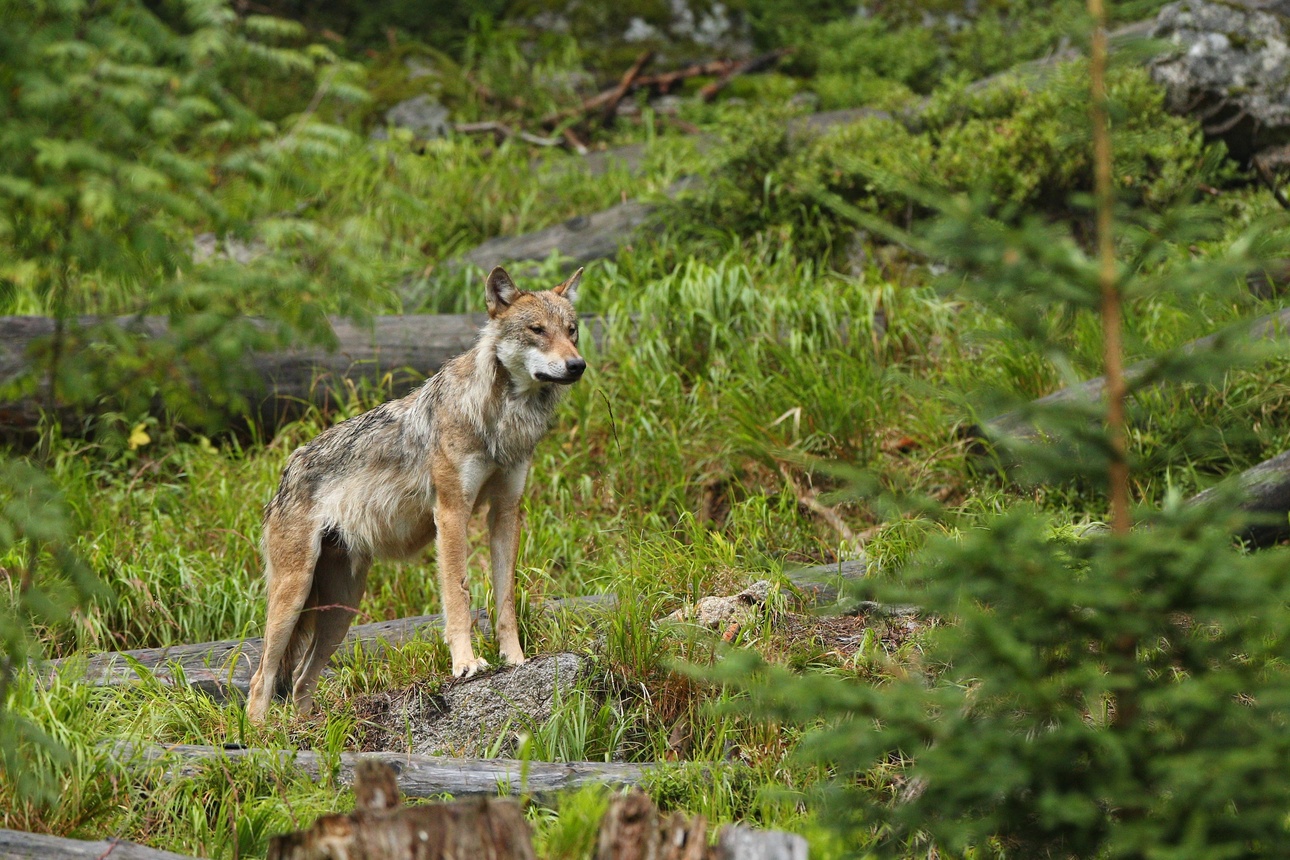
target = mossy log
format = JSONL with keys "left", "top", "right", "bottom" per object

{"left": 0, "top": 829, "right": 198, "bottom": 860}
{"left": 112, "top": 742, "right": 650, "bottom": 800}
{"left": 0, "top": 314, "right": 608, "bottom": 434}
{"left": 975, "top": 306, "right": 1290, "bottom": 447}
{"left": 52, "top": 595, "right": 617, "bottom": 701}
{"left": 51, "top": 563, "right": 865, "bottom": 700}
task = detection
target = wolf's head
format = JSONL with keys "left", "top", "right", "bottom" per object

{"left": 485, "top": 266, "right": 586, "bottom": 390}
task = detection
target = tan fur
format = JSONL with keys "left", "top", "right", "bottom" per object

{"left": 246, "top": 266, "right": 585, "bottom": 723}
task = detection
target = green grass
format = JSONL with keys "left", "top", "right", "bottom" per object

{"left": 8, "top": 232, "right": 1289, "bottom": 855}
{"left": 4, "top": 15, "right": 1290, "bottom": 856}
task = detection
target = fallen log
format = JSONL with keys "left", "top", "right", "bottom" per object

{"left": 976, "top": 306, "right": 1290, "bottom": 446}
{"left": 455, "top": 187, "right": 691, "bottom": 274}
{"left": 53, "top": 563, "right": 865, "bottom": 699}
{"left": 1189, "top": 448, "right": 1290, "bottom": 547}
{"left": 0, "top": 313, "right": 606, "bottom": 435}
{"left": 0, "top": 828, "right": 198, "bottom": 860}
{"left": 112, "top": 742, "right": 650, "bottom": 799}
{"left": 53, "top": 594, "right": 617, "bottom": 700}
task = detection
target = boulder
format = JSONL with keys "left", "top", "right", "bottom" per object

{"left": 1149, "top": 0, "right": 1290, "bottom": 163}
{"left": 378, "top": 94, "right": 451, "bottom": 141}
{"left": 360, "top": 653, "right": 591, "bottom": 757}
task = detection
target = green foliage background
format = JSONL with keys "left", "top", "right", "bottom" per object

{"left": 2, "top": 0, "right": 1290, "bottom": 857}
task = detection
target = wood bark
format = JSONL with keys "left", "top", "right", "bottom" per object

{"left": 593, "top": 790, "right": 807, "bottom": 860}
{"left": 268, "top": 760, "right": 535, "bottom": 860}
{"left": 0, "top": 829, "right": 198, "bottom": 860}
{"left": 595, "top": 791, "right": 708, "bottom": 860}
{"left": 111, "top": 742, "right": 649, "bottom": 799}
{"left": 0, "top": 314, "right": 606, "bottom": 434}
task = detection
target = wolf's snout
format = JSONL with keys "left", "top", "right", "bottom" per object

{"left": 565, "top": 357, "right": 587, "bottom": 379}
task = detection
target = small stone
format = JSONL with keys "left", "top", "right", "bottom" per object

{"left": 384, "top": 95, "right": 451, "bottom": 141}
{"left": 668, "top": 580, "right": 773, "bottom": 629}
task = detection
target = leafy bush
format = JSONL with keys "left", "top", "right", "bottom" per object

{"left": 721, "top": 22, "right": 1290, "bottom": 849}
{"left": 0, "top": 462, "right": 105, "bottom": 805}
{"left": 741, "top": 504, "right": 1290, "bottom": 857}
{"left": 666, "top": 64, "right": 1232, "bottom": 263}
{"left": 0, "top": 0, "right": 377, "bottom": 429}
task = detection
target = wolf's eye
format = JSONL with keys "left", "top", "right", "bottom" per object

{"left": 569, "top": 325, "right": 578, "bottom": 337}
{"left": 529, "top": 325, "right": 546, "bottom": 335}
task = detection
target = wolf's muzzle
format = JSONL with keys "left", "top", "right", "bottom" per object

{"left": 538, "top": 358, "right": 586, "bottom": 384}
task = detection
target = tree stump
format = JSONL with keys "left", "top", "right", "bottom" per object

{"left": 267, "top": 760, "right": 535, "bottom": 860}
{"left": 593, "top": 791, "right": 807, "bottom": 860}
{"left": 595, "top": 790, "right": 708, "bottom": 860}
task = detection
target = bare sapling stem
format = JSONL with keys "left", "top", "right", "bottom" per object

{"left": 1088, "top": 0, "right": 1130, "bottom": 535}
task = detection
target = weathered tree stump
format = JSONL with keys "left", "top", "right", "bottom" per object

{"left": 595, "top": 790, "right": 708, "bottom": 860}
{"left": 268, "top": 760, "right": 535, "bottom": 860}
{"left": 593, "top": 791, "right": 808, "bottom": 860}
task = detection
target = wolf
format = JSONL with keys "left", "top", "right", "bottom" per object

{"left": 245, "top": 266, "right": 586, "bottom": 723}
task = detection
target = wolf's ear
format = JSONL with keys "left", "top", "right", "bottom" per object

{"left": 486, "top": 266, "right": 521, "bottom": 317}
{"left": 552, "top": 267, "right": 583, "bottom": 304}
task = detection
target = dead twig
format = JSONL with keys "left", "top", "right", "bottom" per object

{"left": 454, "top": 121, "right": 563, "bottom": 148}
{"left": 601, "top": 50, "right": 654, "bottom": 128}
{"left": 779, "top": 464, "right": 856, "bottom": 543}
{"left": 1254, "top": 155, "right": 1290, "bottom": 212}
{"left": 561, "top": 126, "right": 589, "bottom": 155}
{"left": 540, "top": 51, "right": 788, "bottom": 131}
{"left": 698, "top": 49, "right": 793, "bottom": 103}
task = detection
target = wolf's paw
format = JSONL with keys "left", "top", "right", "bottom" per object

{"left": 452, "top": 656, "right": 490, "bottom": 679}
{"left": 501, "top": 650, "right": 526, "bottom": 667}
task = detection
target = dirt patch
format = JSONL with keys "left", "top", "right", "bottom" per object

{"left": 354, "top": 652, "right": 590, "bottom": 757}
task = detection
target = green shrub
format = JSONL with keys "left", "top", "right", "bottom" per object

{"left": 666, "top": 64, "right": 1232, "bottom": 263}
{"left": 742, "top": 505, "right": 1290, "bottom": 857}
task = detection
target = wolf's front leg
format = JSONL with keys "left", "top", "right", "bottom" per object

{"left": 487, "top": 462, "right": 530, "bottom": 667}
{"left": 433, "top": 493, "right": 488, "bottom": 678}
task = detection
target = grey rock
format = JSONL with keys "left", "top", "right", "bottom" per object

{"left": 383, "top": 94, "right": 451, "bottom": 140}
{"left": 667, "top": 580, "right": 773, "bottom": 628}
{"left": 191, "top": 232, "right": 266, "bottom": 265}
{"left": 372, "top": 653, "right": 591, "bottom": 757}
{"left": 1150, "top": 0, "right": 1290, "bottom": 161}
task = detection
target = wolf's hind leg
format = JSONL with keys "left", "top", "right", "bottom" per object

{"left": 291, "top": 534, "right": 370, "bottom": 715}
{"left": 247, "top": 523, "right": 320, "bottom": 724}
